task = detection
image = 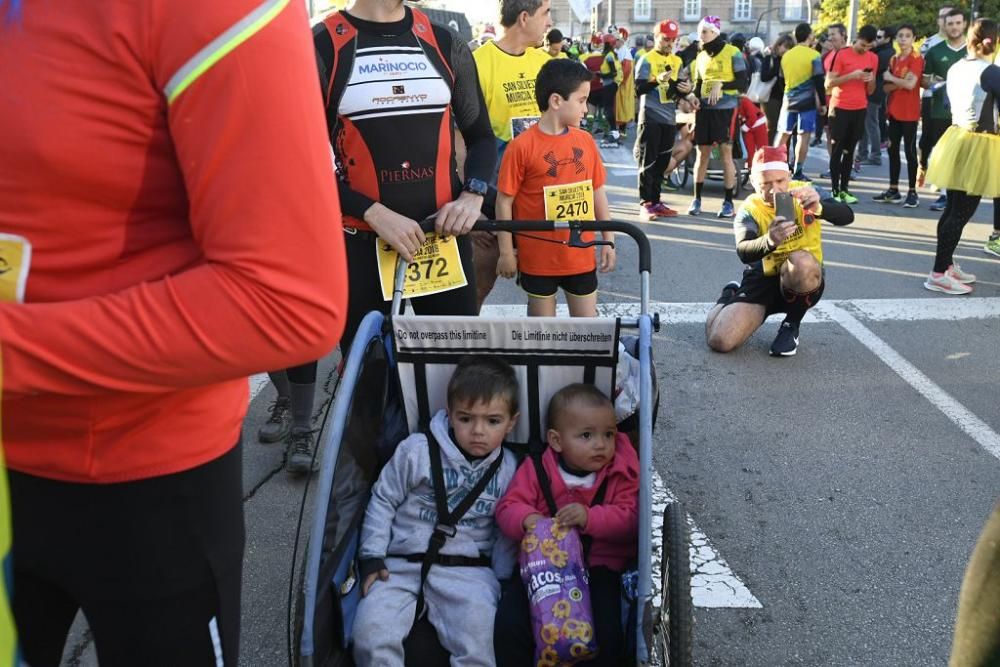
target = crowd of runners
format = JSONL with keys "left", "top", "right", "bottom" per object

{"left": 1, "top": 0, "right": 999, "bottom": 665}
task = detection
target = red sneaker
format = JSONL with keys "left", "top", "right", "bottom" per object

{"left": 652, "top": 202, "right": 678, "bottom": 217}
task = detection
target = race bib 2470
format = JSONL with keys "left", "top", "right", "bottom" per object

{"left": 543, "top": 180, "right": 596, "bottom": 222}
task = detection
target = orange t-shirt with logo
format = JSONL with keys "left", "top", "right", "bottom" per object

{"left": 497, "top": 125, "right": 607, "bottom": 277}
{"left": 886, "top": 52, "right": 924, "bottom": 122}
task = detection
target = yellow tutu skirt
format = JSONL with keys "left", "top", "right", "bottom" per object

{"left": 615, "top": 61, "right": 636, "bottom": 124}
{"left": 926, "top": 126, "right": 1000, "bottom": 198}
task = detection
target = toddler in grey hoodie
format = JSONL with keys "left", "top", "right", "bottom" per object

{"left": 353, "top": 357, "right": 520, "bottom": 667}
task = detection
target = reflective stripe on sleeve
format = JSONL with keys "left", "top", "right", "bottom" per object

{"left": 165, "top": 0, "right": 291, "bottom": 105}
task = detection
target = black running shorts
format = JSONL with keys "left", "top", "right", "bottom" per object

{"left": 721, "top": 267, "right": 826, "bottom": 317}
{"left": 694, "top": 107, "right": 736, "bottom": 146}
{"left": 518, "top": 270, "right": 598, "bottom": 298}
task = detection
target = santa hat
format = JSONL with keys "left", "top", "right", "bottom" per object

{"left": 750, "top": 146, "right": 790, "bottom": 174}
{"left": 618, "top": 26, "right": 630, "bottom": 40}
{"left": 656, "top": 20, "right": 680, "bottom": 39}
{"left": 480, "top": 24, "right": 496, "bottom": 41}
{"left": 698, "top": 16, "right": 722, "bottom": 36}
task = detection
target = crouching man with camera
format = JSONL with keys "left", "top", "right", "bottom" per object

{"left": 705, "top": 146, "right": 854, "bottom": 357}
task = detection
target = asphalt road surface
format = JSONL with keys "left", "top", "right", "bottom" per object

{"left": 61, "top": 132, "right": 1000, "bottom": 667}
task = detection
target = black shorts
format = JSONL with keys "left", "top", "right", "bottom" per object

{"left": 9, "top": 444, "right": 245, "bottom": 667}
{"left": 518, "top": 269, "right": 598, "bottom": 298}
{"left": 694, "top": 107, "right": 736, "bottom": 146}
{"left": 720, "top": 267, "right": 826, "bottom": 317}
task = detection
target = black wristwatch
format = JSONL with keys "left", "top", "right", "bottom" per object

{"left": 463, "top": 178, "right": 488, "bottom": 196}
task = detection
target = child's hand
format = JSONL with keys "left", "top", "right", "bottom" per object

{"left": 555, "top": 503, "right": 588, "bottom": 529}
{"left": 599, "top": 245, "right": 616, "bottom": 273}
{"left": 497, "top": 251, "right": 518, "bottom": 279}
{"left": 522, "top": 513, "right": 545, "bottom": 532}
{"left": 362, "top": 568, "right": 389, "bottom": 597}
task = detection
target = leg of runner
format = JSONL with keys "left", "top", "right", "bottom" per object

{"left": 11, "top": 444, "right": 244, "bottom": 666}
{"left": 689, "top": 145, "right": 710, "bottom": 215}
{"left": 986, "top": 200, "right": 1000, "bottom": 257}
{"left": 636, "top": 117, "right": 663, "bottom": 215}
{"left": 877, "top": 117, "right": 904, "bottom": 202}
{"left": 925, "top": 189, "right": 982, "bottom": 294}
{"left": 527, "top": 295, "right": 558, "bottom": 316}
{"left": 653, "top": 123, "right": 678, "bottom": 210}
{"left": 902, "top": 121, "right": 918, "bottom": 198}
{"left": 828, "top": 111, "right": 846, "bottom": 196}
{"left": 705, "top": 301, "right": 767, "bottom": 353}
{"left": 258, "top": 370, "right": 292, "bottom": 443}
{"left": 565, "top": 290, "right": 598, "bottom": 317}
{"left": 771, "top": 250, "right": 824, "bottom": 357}
{"left": 948, "top": 501, "right": 1000, "bottom": 666}
{"left": 719, "top": 142, "right": 737, "bottom": 218}
{"left": 285, "top": 362, "right": 318, "bottom": 474}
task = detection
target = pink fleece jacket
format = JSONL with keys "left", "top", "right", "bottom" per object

{"left": 496, "top": 433, "right": 639, "bottom": 572}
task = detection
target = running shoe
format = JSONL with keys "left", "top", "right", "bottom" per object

{"left": 769, "top": 321, "right": 800, "bottom": 357}
{"left": 718, "top": 200, "right": 735, "bottom": 218}
{"left": 853, "top": 158, "right": 862, "bottom": 173}
{"left": 286, "top": 428, "right": 318, "bottom": 474}
{"left": 652, "top": 201, "right": 679, "bottom": 217}
{"left": 640, "top": 201, "right": 659, "bottom": 221}
{"left": 810, "top": 137, "right": 823, "bottom": 147}
{"left": 258, "top": 397, "right": 291, "bottom": 443}
{"left": 873, "top": 189, "right": 902, "bottom": 203}
{"left": 984, "top": 235, "right": 1000, "bottom": 257}
{"left": 662, "top": 177, "right": 679, "bottom": 192}
{"left": 792, "top": 170, "right": 812, "bottom": 183}
{"left": 719, "top": 280, "right": 741, "bottom": 302}
{"left": 839, "top": 191, "right": 859, "bottom": 204}
{"left": 947, "top": 263, "right": 976, "bottom": 284}
{"left": 687, "top": 198, "right": 702, "bottom": 216}
{"left": 902, "top": 191, "right": 919, "bottom": 208}
{"left": 924, "top": 271, "right": 973, "bottom": 295}
{"left": 929, "top": 194, "right": 948, "bottom": 211}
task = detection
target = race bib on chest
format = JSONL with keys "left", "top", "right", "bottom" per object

{"left": 543, "top": 181, "right": 596, "bottom": 222}
{"left": 0, "top": 234, "right": 32, "bottom": 303}
{"left": 376, "top": 233, "right": 468, "bottom": 301}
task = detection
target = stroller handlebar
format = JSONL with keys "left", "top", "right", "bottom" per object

{"left": 418, "top": 219, "right": 653, "bottom": 275}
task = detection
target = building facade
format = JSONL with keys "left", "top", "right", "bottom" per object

{"left": 550, "top": 0, "right": 815, "bottom": 44}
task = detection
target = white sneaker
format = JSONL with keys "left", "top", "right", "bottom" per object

{"left": 946, "top": 263, "right": 976, "bottom": 284}
{"left": 924, "top": 271, "right": 973, "bottom": 295}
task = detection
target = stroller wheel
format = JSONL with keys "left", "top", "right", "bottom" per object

{"left": 655, "top": 501, "right": 693, "bottom": 667}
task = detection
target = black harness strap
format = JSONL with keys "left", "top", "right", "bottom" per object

{"left": 530, "top": 453, "right": 609, "bottom": 559}
{"left": 414, "top": 430, "right": 503, "bottom": 619}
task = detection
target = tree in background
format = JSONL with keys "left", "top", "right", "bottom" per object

{"left": 816, "top": 0, "right": 1000, "bottom": 40}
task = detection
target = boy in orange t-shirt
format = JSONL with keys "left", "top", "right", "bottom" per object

{"left": 496, "top": 58, "right": 615, "bottom": 317}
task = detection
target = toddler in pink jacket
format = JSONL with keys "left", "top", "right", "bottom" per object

{"left": 493, "top": 383, "right": 639, "bottom": 666}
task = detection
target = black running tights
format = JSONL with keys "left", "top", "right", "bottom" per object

{"left": 828, "top": 108, "right": 866, "bottom": 193}
{"left": 934, "top": 189, "right": 982, "bottom": 273}
{"left": 888, "top": 119, "right": 918, "bottom": 190}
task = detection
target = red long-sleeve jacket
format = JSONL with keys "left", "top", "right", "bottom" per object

{"left": 0, "top": 0, "right": 347, "bottom": 482}
{"left": 496, "top": 434, "right": 639, "bottom": 572}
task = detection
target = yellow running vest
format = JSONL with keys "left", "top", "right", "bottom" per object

{"left": 693, "top": 44, "right": 742, "bottom": 99}
{"left": 741, "top": 191, "right": 823, "bottom": 276}
{"left": 474, "top": 41, "right": 551, "bottom": 142}
{"left": 640, "top": 50, "right": 682, "bottom": 103}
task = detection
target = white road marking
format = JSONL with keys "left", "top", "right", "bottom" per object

{"left": 818, "top": 302, "right": 1000, "bottom": 462}
{"left": 651, "top": 470, "right": 762, "bottom": 610}
{"left": 249, "top": 373, "right": 270, "bottom": 402}
{"left": 483, "top": 297, "right": 1000, "bottom": 323}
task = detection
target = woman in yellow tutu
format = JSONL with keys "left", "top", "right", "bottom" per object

{"left": 615, "top": 27, "right": 636, "bottom": 134}
{"left": 924, "top": 18, "right": 1000, "bottom": 294}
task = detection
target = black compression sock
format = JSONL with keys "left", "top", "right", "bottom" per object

{"left": 781, "top": 285, "right": 822, "bottom": 326}
{"left": 725, "top": 187, "right": 735, "bottom": 203}
{"left": 694, "top": 182, "right": 704, "bottom": 199}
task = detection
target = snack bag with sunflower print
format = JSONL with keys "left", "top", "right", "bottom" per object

{"left": 519, "top": 517, "right": 597, "bottom": 666}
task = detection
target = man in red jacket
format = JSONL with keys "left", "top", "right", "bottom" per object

{"left": 0, "top": 1, "right": 347, "bottom": 663}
